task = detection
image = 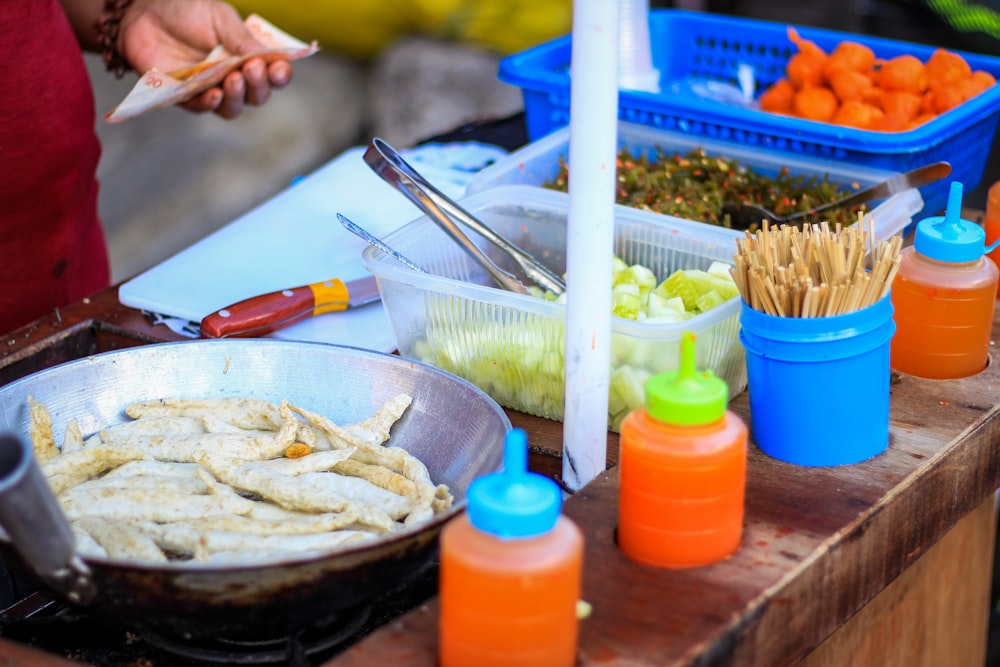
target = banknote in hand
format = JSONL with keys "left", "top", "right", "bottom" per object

{"left": 103, "top": 14, "right": 319, "bottom": 123}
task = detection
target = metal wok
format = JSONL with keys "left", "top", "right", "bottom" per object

{"left": 0, "top": 339, "right": 510, "bottom": 640}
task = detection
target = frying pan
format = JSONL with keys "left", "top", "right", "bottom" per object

{"left": 0, "top": 340, "right": 510, "bottom": 640}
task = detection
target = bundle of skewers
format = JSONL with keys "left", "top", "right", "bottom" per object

{"left": 731, "top": 218, "right": 903, "bottom": 317}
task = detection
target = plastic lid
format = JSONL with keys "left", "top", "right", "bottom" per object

{"left": 914, "top": 181, "right": 996, "bottom": 262}
{"left": 644, "top": 331, "right": 727, "bottom": 426}
{"left": 467, "top": 428, "right": 562, "bottom": 539}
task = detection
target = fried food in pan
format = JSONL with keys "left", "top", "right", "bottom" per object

{"left": 27, "top": 393, "right": 453, "bottom": 565}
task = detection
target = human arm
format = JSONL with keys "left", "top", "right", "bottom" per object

{"left": 56, "top": 0, "right": 106, "bottom": 50}
{"left": 58, "top": 0, "right": 293, "bottom": 119}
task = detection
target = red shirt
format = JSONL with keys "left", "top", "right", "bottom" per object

{"left": 0, "top": 0, "right": 110, "bottom": 334}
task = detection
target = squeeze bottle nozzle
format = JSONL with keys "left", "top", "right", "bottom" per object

{"left": 466, "top": 428, "right": 562, "bottom": 539}
{"left": 644, "top": 332, "right": 728, "bottom": 426}
{"left": 915, "top": 181, "right": 1000, "bottom": 262}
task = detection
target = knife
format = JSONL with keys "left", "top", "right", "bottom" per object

{"left": 199, "top": 275, "right": 381, "bottom": 338}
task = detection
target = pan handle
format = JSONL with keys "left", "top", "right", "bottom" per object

{"left": 0, "top": 434, "right": 95, "bottom": 605}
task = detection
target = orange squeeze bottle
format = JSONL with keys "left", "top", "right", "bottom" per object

{"left": 986, "top": 180, "right": 1000, "bottom": 296}
{"left": 618, "top": 331, "right": 748, "bottom": 568}
{"left": 891, "top": 181, "right": 1000, "bottom": 379}
{"left": 439, "top": 428, "right": 584, "bottom": 667}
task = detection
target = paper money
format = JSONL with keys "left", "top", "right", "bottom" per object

{"left": 103, "top": 14, "right": 318, "bottom": 123}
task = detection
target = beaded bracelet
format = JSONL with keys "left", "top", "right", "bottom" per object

{"left": 95, "top": 0, "right": 135, "bottom": 78}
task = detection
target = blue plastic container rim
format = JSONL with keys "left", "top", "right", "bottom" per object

{"left": 739, "top": 295, "right": 895, "bottom": 363}
{"left": 498, "top": 9, "right": 1000, "bottom": 154}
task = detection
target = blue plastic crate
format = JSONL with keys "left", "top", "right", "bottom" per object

{"left": 498, "top": 9, "right": 1000, "bottom": 218}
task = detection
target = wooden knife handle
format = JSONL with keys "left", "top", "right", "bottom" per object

{"left": 200, "top": 279, "right": 349, "bottom": 338}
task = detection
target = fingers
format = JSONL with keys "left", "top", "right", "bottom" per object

{"left": 177, "top": 74, "right": 242, "bottom": 119}
{"left": 240, "top": 58, "right": 270, "bottom": 107}
{"left": 267, "top": 60, "right": 293, "bottom": 89}
{"left": 178, "top": 57, "right": 292, "bottom": 120}
{"left": 180, "top": 88, "right": 223, "bottom": 115}
{"left": 180, "top": 63, "right": 289, "bottom": 119}
{"left": 222, "top": 58, "right": 295, "bottom": 116}
{"left": 217, "top": 71, "right": 247, "bottom": 119}
{"left": 211, "top": 1, "right": 266, "bottom": 55}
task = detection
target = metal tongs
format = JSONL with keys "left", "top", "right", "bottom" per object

{"left": 363, "top": 138, "right": 566, "bottom": 296}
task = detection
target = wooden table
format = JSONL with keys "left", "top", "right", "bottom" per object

{"left": 0, "top": 279, "right": 998, "bottom": 667}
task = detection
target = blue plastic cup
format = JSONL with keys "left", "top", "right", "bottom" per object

{"left": 739, "top": 295, "right": 895, "bottom": 466}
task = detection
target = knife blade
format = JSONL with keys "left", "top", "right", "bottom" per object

{"left": 199, "top": 275, "right": 381, "bottom": 338}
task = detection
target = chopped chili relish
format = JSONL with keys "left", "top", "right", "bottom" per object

{"left": 543, "top": 147, "right": 867, "bottom": 229}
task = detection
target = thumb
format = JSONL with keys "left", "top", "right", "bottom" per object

{"left": 211, "top": 5, "right": 266, "bottom": 56}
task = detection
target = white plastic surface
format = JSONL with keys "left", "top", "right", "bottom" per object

{"left": 118, "top": 142, "right": 506, "bottom": 349}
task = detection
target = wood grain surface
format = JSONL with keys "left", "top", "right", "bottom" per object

{"left": 801, "top": 495, "right": 994, "bottom": 667}
{"left": 326, "top": 306, "right": 1000, "bottom": 666}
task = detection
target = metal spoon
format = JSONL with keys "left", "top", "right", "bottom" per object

{"left": 722, "top": 161, "right": 952, "bottom": 230}
{"left": 363, "top": 138, "right": 564, "bottom": 296}
{"left": 337, "top": 213, "right": 426, "bottom": 273}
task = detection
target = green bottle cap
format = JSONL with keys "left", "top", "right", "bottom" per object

{"left": 644, "top": 332, "right": 727, "bottom": 425}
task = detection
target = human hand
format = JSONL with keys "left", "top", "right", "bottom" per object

{"left": 118, "top": 0, "right": 293, "bottom": 118}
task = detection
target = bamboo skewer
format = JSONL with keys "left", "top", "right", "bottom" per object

{"left": 733, "top": 221, "right": 902, "bottom": 318}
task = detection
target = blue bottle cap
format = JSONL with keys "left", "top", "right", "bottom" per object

{"left": 914, "top": 181, "right": 999, "bottom": 262}
{"left": 466, "top": 428, "right": 562, "bottom": 539}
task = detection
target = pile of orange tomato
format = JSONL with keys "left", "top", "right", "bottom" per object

{"left": 758, "top": 27, "right": 997, "bottom": 132}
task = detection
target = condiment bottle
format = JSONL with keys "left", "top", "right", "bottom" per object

{"left": 985, "top": 180, "right": 1000, "bottom": 297}
{"left": 890, "top": 181, "right": 1000, "bottom": 379}
{"left": 439, "top": 428, "right": 584, "bottom": 667}
{"left": 618, "top": 331, "right": 747, "bottom": 568}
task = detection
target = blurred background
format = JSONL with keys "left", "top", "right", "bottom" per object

{"left": 90, "top": 3, "right": 535, "bottom": 282}
{"left": 95, "top": 0, "right": 1000, "bottom": 281}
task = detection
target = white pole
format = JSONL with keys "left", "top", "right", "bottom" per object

{"left": 562, "top": 0, "right": 619, "bottom": 491}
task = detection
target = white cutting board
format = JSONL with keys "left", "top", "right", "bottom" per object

{"left": 118, "top": 144, "right": 503, "bottom": 351}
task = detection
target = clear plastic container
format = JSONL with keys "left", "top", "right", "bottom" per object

{"left": 439, "top": 429, "right": 584, "bottom": 667}
{"left": 362, "top": 185, "right": 747, "bottom": 432}
{"left": 466, "top": 121, "right": 925, "bottom": 242}
{"left": 618, "top": 0, "right": 660, "bottom": 93}
{"left": 891, "top": 182, "right": 1000, "bottom": 379}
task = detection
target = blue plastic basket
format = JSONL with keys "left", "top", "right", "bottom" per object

{"left": 498, "top": 9, "right": 1000, "bottom": 218}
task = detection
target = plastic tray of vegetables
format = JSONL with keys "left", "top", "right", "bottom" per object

{"left": 363, "top": 185, "right": 746, "bottom": 432}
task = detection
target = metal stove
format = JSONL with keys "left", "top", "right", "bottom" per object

{"left": 0, "top": 562, "right": 437, "bottom": 666}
